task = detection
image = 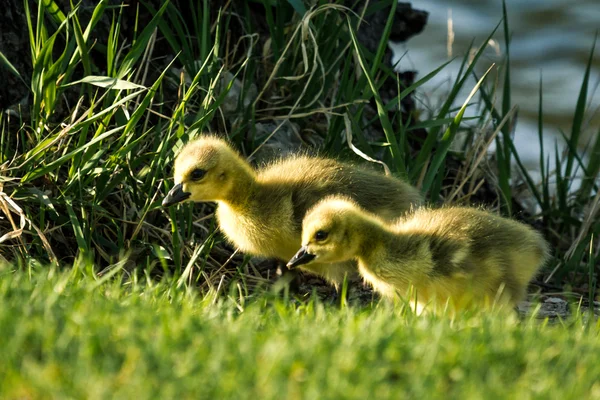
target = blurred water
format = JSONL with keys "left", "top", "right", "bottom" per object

{"left": 390, "top": 0, "right": 600, "bottom": 186}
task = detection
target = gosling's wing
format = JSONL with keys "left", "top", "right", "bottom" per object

{"left": 425, "top": 232, "right": 476, "bottom": 277}
{"left": 390, "top": 208, "right": 478, "bottom": 277}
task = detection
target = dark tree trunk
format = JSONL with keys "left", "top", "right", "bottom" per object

{"left": 0, "top": 0, "right": 31, "bottom": 110}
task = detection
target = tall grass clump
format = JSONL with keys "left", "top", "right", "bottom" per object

{"left": 472, "top": 8, "right": 599, "bottom": 299}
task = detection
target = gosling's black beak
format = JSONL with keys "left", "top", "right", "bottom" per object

{"left": 162, "top": 183, "right": 191, "bottom": 207}
{"left": 287, "top": 246, "right": 316, "bottom": 269}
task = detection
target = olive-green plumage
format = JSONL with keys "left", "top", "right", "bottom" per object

{"left": 292, "top": 196, "right": 550, "bottom": 312}
{"left": 162, "top": 136, "right": 423, "bottom": 284}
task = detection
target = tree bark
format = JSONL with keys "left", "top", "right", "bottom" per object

{"left": 0, "top": 0, "right": 31, "bottom": 110}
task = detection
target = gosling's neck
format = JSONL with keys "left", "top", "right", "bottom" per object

{"left": 218, "top": 157, "right": 258, "bottom": 209}
{"left": 352, "top": 213, "right": 394, "bottom": 263}
{"left": 358, "top": 217, "right": 431, "bottom": 283}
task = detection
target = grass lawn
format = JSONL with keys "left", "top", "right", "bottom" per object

{"left": 1, "top": 267, "right": 599, "bottom": 399}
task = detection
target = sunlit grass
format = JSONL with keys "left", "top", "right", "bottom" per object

{"left": 0, "top": 267, "right": 599, "bottom": 399}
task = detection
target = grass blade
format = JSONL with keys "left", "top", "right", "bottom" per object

{"left": 0, "top": 51, "right": 26, "bottom": 85}
{"left": 565, "top": 33, "right": 597, "bottom": 179}
{"left": 421, "top": 64, "right": 495, "bottom": 193}
{"left": 410, "top": 21, "right": 502, "bottom": 183}
{"left": 66, "top": 200, "right": 88, "bottom": 255}
{"left": 498, "top": 0, "right": 513, "bottom": 213}
{"left": 348, "top": 19, "right": 406, "bottom": 176}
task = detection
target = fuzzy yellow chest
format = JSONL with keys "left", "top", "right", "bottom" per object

{"left": 215, "top": 202, "right": 299, "bottom": 260}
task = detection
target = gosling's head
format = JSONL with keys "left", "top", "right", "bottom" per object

{"left": 162, "top": 136, "right": 254, "bottom": 207}
{"left": 287, "top": 197, "right": 363, "bottom": 268}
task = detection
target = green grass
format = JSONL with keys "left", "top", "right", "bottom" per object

{"left": 1, "top": 267, "right": 599, "bottom": 399}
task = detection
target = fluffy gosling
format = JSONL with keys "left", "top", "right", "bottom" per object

{"left": 162, "top": 136, "right": 423, "bottom": 285}
{"left": 288, "top": 196, "right": 549, "bottom": 311}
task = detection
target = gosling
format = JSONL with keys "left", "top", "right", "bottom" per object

{"left": 162, "top": 136, "right": 423, "bottom": 285}
{"left": 287, "top": 196, "right": 549, "bottom": 312}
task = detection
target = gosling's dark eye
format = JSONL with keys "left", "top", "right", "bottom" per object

{"left": 190, "top": 169, "right": 206, "bottom": 181}
{"left": 314, "top": 230, "right": 328, "bottom": 241}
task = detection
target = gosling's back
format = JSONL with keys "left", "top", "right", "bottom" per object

{"left": 257, "top": 155, "right": 423, "bottom": 222}
{"left": 377, "top": 207, "right": 550, "bottom": 307}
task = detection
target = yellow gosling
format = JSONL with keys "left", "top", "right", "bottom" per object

{"left": 162, "top": 136, "right": 423, "bottom": 285}
{"left": 288, "top": 196, "right": 550, "bottom": 312}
